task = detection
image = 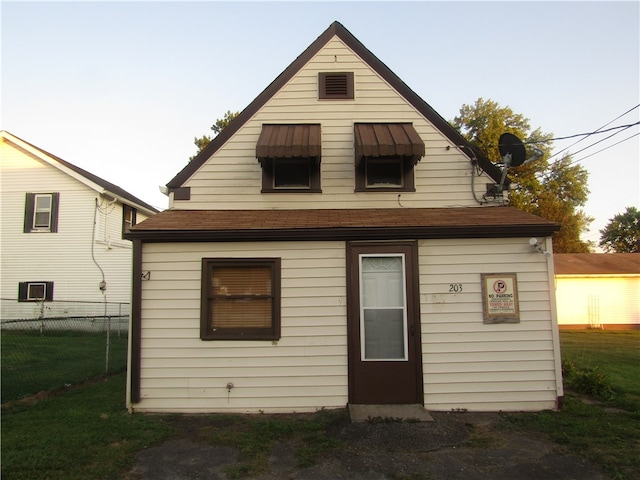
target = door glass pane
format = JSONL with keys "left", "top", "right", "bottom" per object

{"left": 360, "top": 255, "right": 407, "bottom": 361}
{"left": 361, "top": 257, "right": 403, "bottom": 307}
{"left": 363, "top": 308, "right": 405, "bottom": 359}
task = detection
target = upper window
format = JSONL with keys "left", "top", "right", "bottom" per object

{"left": 122, "top": 205, "right": 137, "bottom": 236}
{"left": 18, "top": 281, "right": 54, "bottom": 302}
{"left": 24, "top": 193, "right": 60, "bottom": 233}
{"left": 200, "top": 258, "right": 281, "bottom": 341}
{"left": 355, "top": 157, "right": 415, "bottom": 192}
{"left": 319, "top": 72, "right": 354, "bottom": 99}
{"left": 261, "top": 158, "right": 320, "bottom": 192}
{"left": 365, "top": 158, "right": 404, "bottom": 188}
{"left": 353, "top": 124, "right": 424, "bottom": 193}
{"left": 256, "top": 124, "right": 322, "bottom": 193}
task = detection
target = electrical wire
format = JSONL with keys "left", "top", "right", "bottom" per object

{"left": 524, "top": 121, "right": 639, "bottom": 145}
{"left": 564, "top": 131, "right": 639, "bottom": 165}
{"left": 561, "top": 123, "right": 637, "bottom": 158}
{"left": 497, "top": 105, "right": 640, "bottom": 177}
{"left": 544, "top": 104, "right": 639, "bottom": 162}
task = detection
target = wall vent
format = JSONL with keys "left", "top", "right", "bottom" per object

{"left": 319, "top": 72, "right": 354, "bottom": 99}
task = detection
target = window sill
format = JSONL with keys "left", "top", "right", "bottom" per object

{"left": 201, "top": 334, "right": 280, "bottom": 341}
{"left": 261, "top": 189, "right": 322, "bottom": 194}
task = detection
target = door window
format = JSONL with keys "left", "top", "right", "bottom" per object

{"left": 359, "top": 255, "right": 408, "bottom": 361}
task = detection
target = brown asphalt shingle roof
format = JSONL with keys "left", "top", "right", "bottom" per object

{"left": 127, "top": 207, "right": 558, "bottom": 242}
{"left": 554, "top": 253, "right": 640, "bottom": 275}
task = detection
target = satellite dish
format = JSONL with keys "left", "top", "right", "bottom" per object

{"left": 499, "top": 133, "right": 527, "bottom": 167}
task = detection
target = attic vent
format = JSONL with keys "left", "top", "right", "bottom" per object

{"left": 319, "top": 72, "right": 354, "bottom": 99}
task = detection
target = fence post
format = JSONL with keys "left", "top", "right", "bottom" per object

{"left": 104, "top": 301, "right": 110, "bottom": 374}
{"left": 39, "top": 298, "right": 45, "bottom": 334}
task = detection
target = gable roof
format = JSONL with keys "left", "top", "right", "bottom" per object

{"left": 127, "top": 206, "right": 559, "bottom": 242}
{"left": 554, "top": 253, "right": 640, "bottom": 275}
{"left": 166, "top": 21, "right": 502, "bottom": 189}
{"left": 1, "top": 130, "right": 160, "bottom": 215}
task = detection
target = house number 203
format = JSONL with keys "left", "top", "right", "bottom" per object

{"left": 449, "top": 283, "right": 463, "bottom": 293}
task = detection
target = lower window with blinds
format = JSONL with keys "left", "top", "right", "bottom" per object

{"left": 200, "top": 258, "right": 281, "bottom": 340}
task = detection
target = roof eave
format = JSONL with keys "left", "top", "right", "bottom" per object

{"left": 125, "top": 223, "right": 559, "bottom": 243}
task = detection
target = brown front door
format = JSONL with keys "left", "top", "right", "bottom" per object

{"left": 346, "top": 241, "right": 423, "bottom": 404}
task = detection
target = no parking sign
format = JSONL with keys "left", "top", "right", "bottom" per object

{"left": 481, "top": 273, "right": 520, "bottom": 324}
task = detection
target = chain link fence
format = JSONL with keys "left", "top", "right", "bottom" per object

{"left": 1, "top": 299, "right": 129, "bottom": 403}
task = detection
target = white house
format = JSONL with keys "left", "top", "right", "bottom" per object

{"left": 125, "top": 22, "right": 563, "bottom": 414}
{"left": 0, "top": 130, "right": 160, "bottom": 322}
{"left": 554, "top": 253, "right": 640, "bottom": 330}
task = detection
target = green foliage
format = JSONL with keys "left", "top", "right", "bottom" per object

{"left": 191, "top": 110, "right": 241, "bottom": 160}
{"left": 452, "top": 98, "right": 593, "bottom": 253}
{"left": 599, "top": 206, "right": 640, "bottom": 253}
{"left": 562, "top": 360, "right": 617, "bottom": 400}
{"left": 560, "top": 330, "right": 640, "bottom": 411}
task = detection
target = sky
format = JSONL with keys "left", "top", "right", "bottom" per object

{"left": 2, "top": 1, "right": 639, "bottom": 248}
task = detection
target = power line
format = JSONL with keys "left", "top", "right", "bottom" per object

{"left": 547, "top": 104, "right": 640, "bottom": 160}
{"left": 565, "top": 123, "right": 638, "bottom": 158}
{"left": 541, "top": 131, "right": 638, "bottom": 182}
{"left": 567, "top": 132, "right": 639, "bottom": 165}
{"left": 524, "top": 121, "right": 640, "bottom": 144}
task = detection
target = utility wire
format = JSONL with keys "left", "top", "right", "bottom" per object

{"left": 544, "top": 104, "right": 639, "bottom": 162}
{"left": 515, "top": 104, "right": 640, "bottom": 177}
{"left": 564, "top": 132, "right": 639, "bottom": 166}
{"left": 562, "top": 123, "right": 637, "bottom": 158}
{"left": 524, "top": 121, "right": 639, "bottom": 145}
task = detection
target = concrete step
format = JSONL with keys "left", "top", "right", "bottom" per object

{"left": 348, "top": 404, "right": 434, "bottom": 423}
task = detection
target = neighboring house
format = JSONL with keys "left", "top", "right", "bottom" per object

{"left": 554, "top": 253, "right": 640, "bottom": 330}
{"left": 0, "top": 130, "right": 160, "bottom": 321}
{"left": 125, "top": 22, "right": 563, "bottom": 414}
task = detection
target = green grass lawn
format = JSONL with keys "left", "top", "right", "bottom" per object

{"left": 560, "top": 330, "right": 640, "bottom": 409}
{"left": 1, "top": 330, "right": 128, "bottom": 402}
{"left": 1, "top": 330, "right": 639, "bottom": 480}
{"left": 1, "top": 373, "right": 173, "bottom": 480}
{"left": 506, "top": 330, "right": 640, "bottom": 480}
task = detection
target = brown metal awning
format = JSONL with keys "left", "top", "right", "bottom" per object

{"left": 354, "top": 123, "right": 425, "bottom": 164}
{"left": 256, "top": 124, "right": 321, "bottom": 161}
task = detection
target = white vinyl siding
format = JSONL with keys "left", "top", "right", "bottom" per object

{"left": 556, "top": 276, "right": 640, "bottom": 328}
{"left": 174, "top": 38, "right": 490, "bottom": 210}
{"left": 127, "top": 31, "right": 561, "bottom": 414}
{"left": 0, "top": 137, "right": 150, "bottom": 318}
{"left": 134, "top": 241, "right": 348, "bottom": 413}
{"left": 418, "top": 238, "right": 561, "bottom": 412}
{"left": 133, "top": 238, "right": 561, "bottom": 413}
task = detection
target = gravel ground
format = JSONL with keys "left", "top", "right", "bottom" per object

{"left": 126, "top": 410, "right": 608, "bottom": 480}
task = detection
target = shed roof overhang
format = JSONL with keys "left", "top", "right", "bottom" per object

{"left": 354, "top": 123, "right": 424, "bottom": 166}
{"left": 256, "top": 124, "right": 321, "bottom": 162}
{"left": 126, "top": 207, "right": 560, "bottom": 243}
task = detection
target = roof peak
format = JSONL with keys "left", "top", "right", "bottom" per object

{"left": 167, "top": 22, "right": 500, "bottom": 189}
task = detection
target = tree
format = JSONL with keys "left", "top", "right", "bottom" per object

{"left": 598, "top": 207, "right": 640, "bottom": 253}
{"left": 191, "top": 110, "right": 241, "bottom": 160}
{"left": 452, "top": 98, "right": 593, "bottom": 253}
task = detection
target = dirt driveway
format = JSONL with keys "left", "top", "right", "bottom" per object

{"left": 126, "top": 409, "right": 608, "bottom": 480}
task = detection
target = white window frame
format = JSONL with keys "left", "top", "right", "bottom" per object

{"left": 27, "top": 282, "right": 47, "bottom": 301}
{"left": 32, "top": 194, "right": 53, "bottom": 230}
{"left": 358, "top": 253, "right": 409, "bottom": 361}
